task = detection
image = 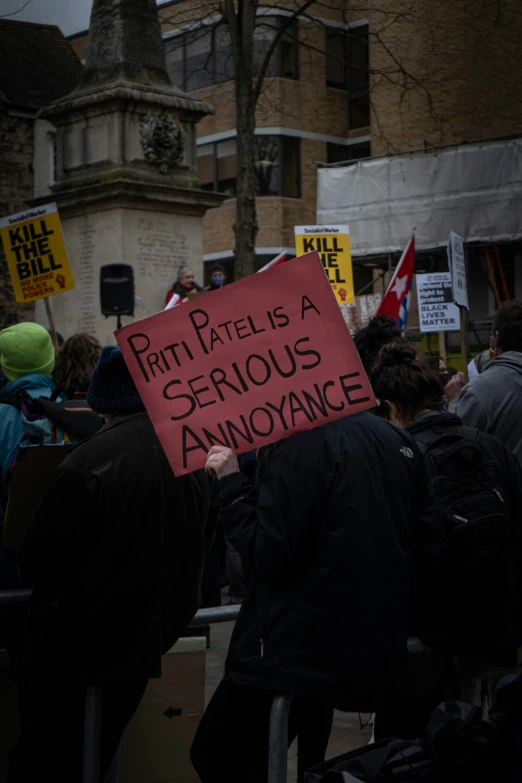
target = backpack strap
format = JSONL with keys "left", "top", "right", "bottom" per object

{"left": 412, "top": 425, "right": 460, "bottom": 453}
{"left": 453, "top": 424, "right": 481, "bottom": 442}
{"left": 412, "top": 423, "right": 481, "bottom": 452}
{"left": 413, "top": 424, "right": 488, "bottom": 480}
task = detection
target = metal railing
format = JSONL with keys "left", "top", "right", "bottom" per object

{"left": 0, "top": 590, "right": 425, "bottom": 783}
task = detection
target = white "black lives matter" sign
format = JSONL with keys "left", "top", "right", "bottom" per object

{"left": 416, "top": 273, "right": 460, "bottom": 333}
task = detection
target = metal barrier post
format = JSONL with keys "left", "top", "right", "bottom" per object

{"left": 268, "top": 694, "right": 293, "bottom": 783}
{"left": 190, "top": 605, "right": 241, "bottom": 625}
{"left": 83, "top": 685, "right": 102, "bottom": 783}
{"left": 0, "top": 590, "right": 429, "bottom": 783}
{"left": 0, "top": 588, "right": 32, "bottom": 604}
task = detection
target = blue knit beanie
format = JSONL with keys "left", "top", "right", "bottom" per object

{"left": 87, "top": 346, "right": 145, "bottom": 415}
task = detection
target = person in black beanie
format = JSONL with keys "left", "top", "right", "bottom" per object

{"left": 8, "top": 346, "right": 215, "bottom": 783}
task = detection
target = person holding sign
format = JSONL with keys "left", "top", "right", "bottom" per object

{"left": 190, "top": 414, "right": 445, "bottom": 782}
{"left": 446, "top": 300, "right": 522, "bottom": 468}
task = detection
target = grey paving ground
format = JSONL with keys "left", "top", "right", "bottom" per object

{"left": 205, "top": 620, "right": 372, "bottom": 782}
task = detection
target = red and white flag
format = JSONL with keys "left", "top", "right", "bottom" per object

{"left": 164, "top": 292, "right": 181, "bottom": 311}
{"left": 257, "top": 251, "right": 287, "bottom": 273}
{"left": 375, "top": 235, "right": 415, "bottom": 330}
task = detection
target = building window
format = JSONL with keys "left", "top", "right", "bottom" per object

{"left": 198, "top": 139, "right": 237, "bottom": 196}
{"left": 198, "top": 135, "right": 300, "bottom": 198}
{"left": 197, "top": 143, "right": 216, "bottom": 191}
{"left": 253, "top": 17, "right": 299, "bottom": 79}
{"left": 217, "top": 138, "right": 237, "bottom": 194}
{"left": 166, "top": 17, "right": 299, "bottom": 91}
{"left": 327, "top": 141, "right": 371, "bottom": 164}
{"left": 255, "top": 136, "right": 300, "bottom": 197}
{"left": 325, "top": 29, "right": 346, "bottom": 89}
{"left": 325, "top": 25, "right": 370, "bottom": 129}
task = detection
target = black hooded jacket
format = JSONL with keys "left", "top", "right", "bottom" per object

{"left": 18, "top": 412, "right": 215, "bottom": 683}
{"left": 216, "top": 413, "right": 445, "bottom": 709}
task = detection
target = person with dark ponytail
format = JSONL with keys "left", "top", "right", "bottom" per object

{"left": 353, "top": 315, "right": 402, "bottom": 374}
{"left": 370, "top": 341, "right": 445, "bottom": 427}
{"left": 370, "top": 341, "right": 522, "bottom": 698}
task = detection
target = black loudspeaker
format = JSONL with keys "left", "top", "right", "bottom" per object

{"left": 100, "top": 264, "right": 135, "bottom": 317}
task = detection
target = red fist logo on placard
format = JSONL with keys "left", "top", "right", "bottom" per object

{"left": 56, "top": 274, "right": 66, "bottom": 290}
{"left": 338, "top": 287, "right": 347, "bottom": 302}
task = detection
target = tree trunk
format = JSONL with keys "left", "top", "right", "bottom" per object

{"left": 232, "top": 0, "right": 258, "bottom": 279}
{"left": 234, "top": 93, "right": 258, "bottom": 278}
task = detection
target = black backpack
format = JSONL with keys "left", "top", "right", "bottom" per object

{"left": 305, "top": 702, "right": 496, "bottom": 783}
{"left": 412, "top": 424, "right": 521, "bottom": 665}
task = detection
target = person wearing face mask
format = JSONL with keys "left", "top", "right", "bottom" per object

{"left": 205, "top": 264, "right": 227, "bottom": 292}
{"left": 446, "top": 300, "right": 522, "bottom": 467}
{"left": 165, "top": 265, "right": 204, "bottom": 306}
{"left": 370, "top": 341, "right": 522, "bottom": 682}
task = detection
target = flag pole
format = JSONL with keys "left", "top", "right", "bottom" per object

{"left": 460, "top": 307, "right": 469, "bottom": 384}
{"left": 44, "top": 296, "right": 59, "bottom": 353}
{"left": 380, "top": 235, "right": 414, "bottom": 300}
{"left": 438, "top": 331, "right": 447, "bottom": 363}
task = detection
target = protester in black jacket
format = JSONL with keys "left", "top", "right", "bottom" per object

{"left": 191, "top": 413, "right": 445, "bottom": 783}
{"left": 9, "top": 347, "right": 215, "bottom": 783}
{"left": 370, "top": 341, "right": 522, "bottom": 668}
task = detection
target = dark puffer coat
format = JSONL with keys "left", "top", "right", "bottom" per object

{"left": 217, "top": 413, "right": 445, "bottom": 710}
{"left": 19, "top": 412, "right": 215, "bottom": 683}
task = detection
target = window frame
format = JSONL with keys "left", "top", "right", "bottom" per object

{"left": 166, "top": 16, "right": 300, "bottom": 91}
{"left": 197, "top": 134, "right": 301, "bottom": 199}
{"left": 324, "top": 23, "right": 370, "bottom": 130}
{"left": 326, "top": 140, "right": 371, "bottom": 165}
{"left": 274, "top": 17, "right": 300, "bottom": 81}
{"left": 325, "top": 28, "right": 347, "bottom": 90}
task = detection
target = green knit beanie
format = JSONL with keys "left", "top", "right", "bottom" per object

{"left": 0, "top": 322, "right": 55, "bottom": 381}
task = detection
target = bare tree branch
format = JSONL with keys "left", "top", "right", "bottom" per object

{"left": 252, "top": 0, "right": 317, "bottom": 104}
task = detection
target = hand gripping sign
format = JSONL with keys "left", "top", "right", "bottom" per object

{"left": 116, "top": 252, "right": 376, "bottom": 475}
{"left": 0, "top": 203, "right": 75, "bottom": 303}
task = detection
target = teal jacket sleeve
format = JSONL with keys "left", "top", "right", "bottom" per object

{"left": 0, "top": 404, "right": 23, "bottom": 504}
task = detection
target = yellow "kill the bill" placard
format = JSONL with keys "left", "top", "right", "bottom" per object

{"left": 0, "top": 202, "right": 75, "bottom": 304}
{"left": 295, "top": 225, "right": 354, "bottom": 305}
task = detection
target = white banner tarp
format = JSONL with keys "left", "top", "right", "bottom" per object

{"left": 316, "top": 138, "right": 522, "bottom": 257}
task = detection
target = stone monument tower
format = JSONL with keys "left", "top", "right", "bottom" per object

{"left": 33, "top": 0, "right": 223, "bottom": 343}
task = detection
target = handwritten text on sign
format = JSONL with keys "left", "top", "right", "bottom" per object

{"left": 0, "top": 203, "right": 75, "bottom": 304}
{"left": 116, "top": 252, "right": 376, "bottom": 475}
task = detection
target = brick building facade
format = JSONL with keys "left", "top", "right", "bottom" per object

{"left": 0, "top": 20, "right": 82, "bottom": 327}
{"left": 70, "top": 0, "right": 522, "bottom": 292}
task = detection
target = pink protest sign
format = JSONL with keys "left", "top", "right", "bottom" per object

{"left": 116, "top": 251, "right": 376, "bottom": 475}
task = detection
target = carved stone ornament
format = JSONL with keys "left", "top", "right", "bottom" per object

{"left": 139, "top": 113, "right": 184, "bottom": 173}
